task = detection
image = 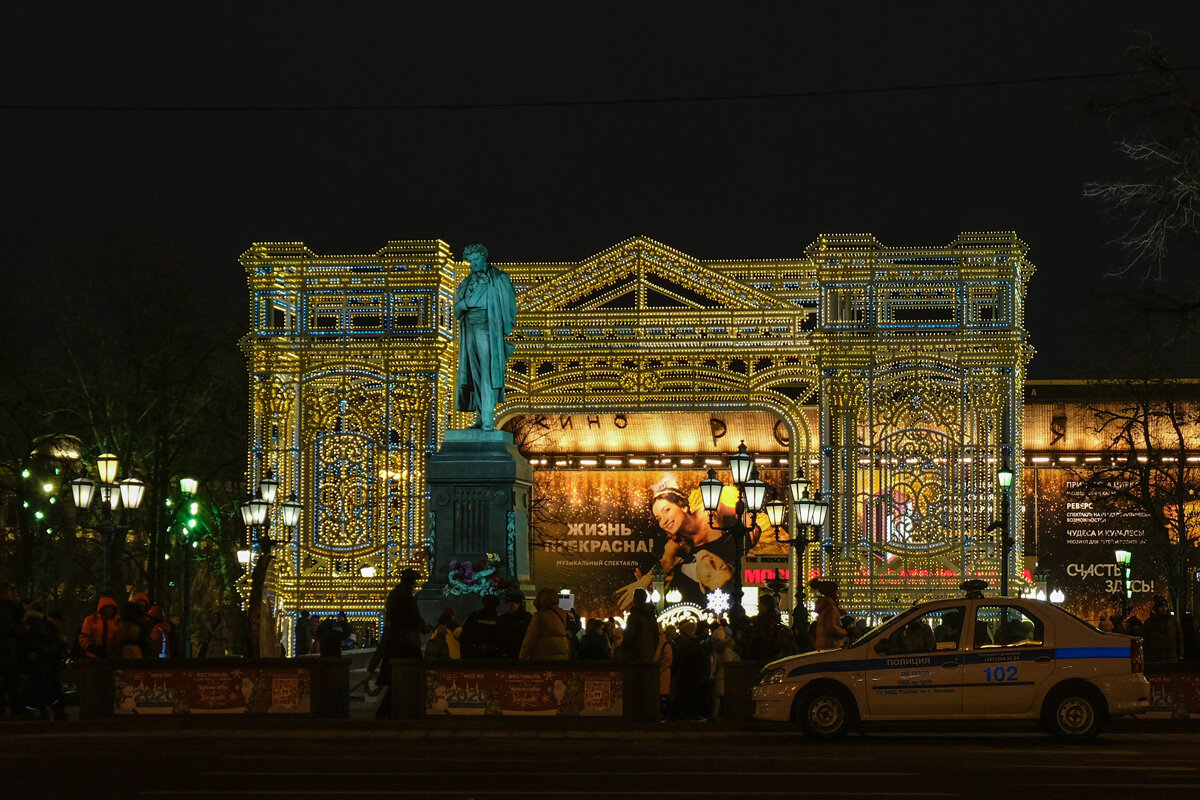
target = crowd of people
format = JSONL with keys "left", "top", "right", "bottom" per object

{"left": 365, "top": 577, "right": 861, "bottom": 721}
{"left": 1100, "top": 595, "right": 1200, "bottom": 662}
{"left": 5, "top": 571, "right": 1198, "bottom": 723}
{"left": 0, "top": 580, "right": 247, "bottom": 720}
{"left": 2, "top": 584, "right": 181, "bottom": 720}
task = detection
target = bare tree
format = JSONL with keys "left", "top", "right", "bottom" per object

{"left": 1, "top": 238, "right": 249, "bottom": 621}
{"left": 503, "top": 414, "right": 568, "bottom": 549}
{"left": 1084, "top": 36, "right": 1200, "bottom": 280}
{"left": 1077, "top": 379, "right": 1200, "bottom": 617}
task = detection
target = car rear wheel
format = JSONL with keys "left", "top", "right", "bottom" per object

{"left": 1045, "top": 691, "right": 1102, "bottom": 741}
{"left": 796, "top": 685, "right": 856, "bottom": 739}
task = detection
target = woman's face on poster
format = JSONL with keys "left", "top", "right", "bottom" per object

{"left": 652, "top": 496, "right": 689, "bottom": 538}
{"left": 694, "top": 550, "right": 733, "bottom": 590}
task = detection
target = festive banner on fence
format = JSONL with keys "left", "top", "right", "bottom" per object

{"left": 113, "top": 668, "right": 312, "bottom": 714}
{"left": 425, "top": 668, "right": 623, "bottom": 716}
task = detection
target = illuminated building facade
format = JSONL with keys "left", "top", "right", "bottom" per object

{"left": 242, "top": 233, "right": 1034, "bottom": 646}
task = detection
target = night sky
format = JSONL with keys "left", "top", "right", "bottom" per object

{"left": 4, "top": 3, "right": 1200, "bottom": 378}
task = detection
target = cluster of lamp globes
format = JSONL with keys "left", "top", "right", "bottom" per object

{"left": 698, "top": 441, "right": 829, "bottom": 539}
{"left": 236, "top": 470, "right": 302, "bottom": 566}
{"left": 67, "top": 453, "right": 146, "bottom": 514}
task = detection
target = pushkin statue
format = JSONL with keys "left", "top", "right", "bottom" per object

{"left": 454, "top": 243, "right": 517, "bottom": 431}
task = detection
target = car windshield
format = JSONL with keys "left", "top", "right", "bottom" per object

{"left": 849, "top": 612, "right": 906, "bottom": 647}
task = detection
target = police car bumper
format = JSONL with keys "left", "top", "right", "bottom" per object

{"left": 752, "top": 685, "right": 799, "bottom": 722}
{"left": 1094, "top": 673, "right": 1151, "bottom": 717}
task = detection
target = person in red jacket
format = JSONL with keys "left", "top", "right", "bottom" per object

{"left": 146, "top": 606, "right": 171, "bottom": 658}
{"left": 79, "top": 597, "right": 120, "bottom": 658}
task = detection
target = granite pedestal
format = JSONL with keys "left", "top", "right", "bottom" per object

{"left": 421, "top": 429, "right": 535, "bottom": 622}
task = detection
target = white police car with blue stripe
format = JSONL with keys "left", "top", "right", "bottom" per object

{"left": 752, "top": 587, "right": 1149, "bottom": 740}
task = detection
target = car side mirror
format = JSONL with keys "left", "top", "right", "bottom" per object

{"left": 873, "top": 638, "right": 891, "bottom": 655}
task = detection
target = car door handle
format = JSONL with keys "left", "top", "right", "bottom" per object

{"left": 941, "top": 662, "right": 959, "bottom": 669}
{"left": 1034, "top": 656, "right": 1052, "bottom": 663}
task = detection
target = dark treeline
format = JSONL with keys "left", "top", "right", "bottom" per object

{"left": 0, "top": 236, "right": 249, "bottom": 637}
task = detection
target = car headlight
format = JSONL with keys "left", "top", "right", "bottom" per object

{"left": 756, "top": 667, "right": 785, "bottom": 687}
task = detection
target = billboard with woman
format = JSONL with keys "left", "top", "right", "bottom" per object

{"left": 532, "top": 469, "right": 788, "bottom": 618}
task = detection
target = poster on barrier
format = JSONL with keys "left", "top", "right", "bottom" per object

{"left": 112, "top": 668, "right": 312, "bottom": 715}
{"left": 425, "top": 668, "right": 623, "bottom": 716}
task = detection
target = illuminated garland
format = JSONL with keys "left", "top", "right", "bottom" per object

{"left": 243, "top": 234, "right": 1034, "bottom": 643}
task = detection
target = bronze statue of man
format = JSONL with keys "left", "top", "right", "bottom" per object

{"left": 454, "top": 243, "right": 517, "bottom": 431}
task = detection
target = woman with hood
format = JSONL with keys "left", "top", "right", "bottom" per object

{"left": 518, "top": 588, "right": 572, "bottom": 661}
{"left": 78, "top": 596, "right": 121, "bottom": 658}
{"left": 809, "top": 579, "right": 846, "bottom": 650}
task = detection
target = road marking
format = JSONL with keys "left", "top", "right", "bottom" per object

{"left": 217, "top": 754, "right": 882, "bottom": 763}
{"left": 146, "top": 792, "right": 956, "bottom": 798}
{"left": 197, "top": 771, "right": 920, "bottom": 778}
{"left": 1048, "top": 765, "right": 1195, "bottom": 772}
{"left": 1039, "top": 784, "right": 1200, "bottom": 790}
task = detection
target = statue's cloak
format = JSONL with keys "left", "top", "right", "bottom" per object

{"left": 455, "top": 267, "right": 516, "bottom": 411}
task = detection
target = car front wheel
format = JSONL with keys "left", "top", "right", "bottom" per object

{"left": 796, "top": 685, "right": 856, "bottom": 739}
{"left": 1045, "top": 691, "right": 1102, "bottom": 741}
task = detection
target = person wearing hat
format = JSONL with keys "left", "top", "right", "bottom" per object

{"left": 460, "top": 595, "right": 506, "bottom": 659}
{"left": 369, "top": 569, "right": 429, "bottom": 718}
{"left": 499, "top": 591, "right": 532, "bottom": 659}
{"left": 129, "top": 592, "right": 151, "bottom": 613}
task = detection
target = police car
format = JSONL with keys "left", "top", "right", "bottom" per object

{"left": 753, "top": 584, "right": 1149, "bottom": 740}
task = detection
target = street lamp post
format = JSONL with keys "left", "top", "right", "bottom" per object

{"left": 997, "top": 462, "right": 1014, "bottom": 597}
{"left": 69, "top": 453, "right": 146, "bottom": 598}
{"left": 699, "top": 441, "right": 767, "bottom": 620}
{"left": 764, "top": 471, "right": 829, "bottom": 612}
{"left": 241, "top": 472, "right": 301, "bottom": 658}
{"left": 1115, "top": 549, "right": 1132, "bottom": 615}
{"left": 178, "top": 477, "right": 199, "bottom": 657}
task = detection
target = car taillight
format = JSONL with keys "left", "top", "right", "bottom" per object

{"left": 1130, "top": 637, "right": 1144, "bottom": 674}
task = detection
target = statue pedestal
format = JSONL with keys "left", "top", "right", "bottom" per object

{"left": 422, "top": 429, "right": 535, "bottom": 622}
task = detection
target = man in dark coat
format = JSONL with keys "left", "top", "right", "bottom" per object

{"left": 315, "top": 612, "right": 353, "bottom": 658}
{"left": 295, "top": 610, "right": 313, "bottom": 655}
{"left": 1143, "top": 595, "right": 1184, "bottom": 663}
{"left": 499, "top": 592, "right": 532, "bottom": 659}
{"left": 459, "top": 595, "right": 506, "bottom": 659}
{"left": 576, "top": 618, "right": 613, "bottom": 660}
{"left": 23, "top": 606, "right": 67, "bottom": 720}
{"left": 0, "top": 582, "right": 27, "bottom": 717}
{"left": 618, "top": 589, "right": 659, "bottom": 661}
{"left": 670, "top": 620, "right": 708, "bottom": 720}
{"left": 369, "top": 569, "right": 428, "bottom": 718}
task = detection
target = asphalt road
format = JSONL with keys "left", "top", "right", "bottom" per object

{"left": 2, "top": 725, "right": 1196, "bottom": 800}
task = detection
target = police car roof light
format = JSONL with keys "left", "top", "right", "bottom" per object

{"left": 960, "top": 579, "right": 988, "bottom": 597}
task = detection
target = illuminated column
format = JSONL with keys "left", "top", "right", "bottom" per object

{"left": 822, "top": 370, "right": 865, "bottom": 589}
